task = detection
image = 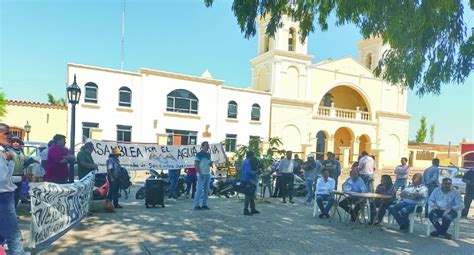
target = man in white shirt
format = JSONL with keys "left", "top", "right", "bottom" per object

{"left": 428, "top": 178, "right": 464, "bottom": 239}
{"left": 278, "top": 151, "right": 294, "bottom": 204}
{"left": 315, "top": 169, "right": 335, "bottom": 218}
{"left": 0, "top": 123, "right": 26, "bottom": 254}
{"left": 358, "top": 151, "right": 375, "bottom": 191}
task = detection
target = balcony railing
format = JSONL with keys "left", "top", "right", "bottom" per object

{"left": 316, "top": 105, "right": 371, "bottom": 121}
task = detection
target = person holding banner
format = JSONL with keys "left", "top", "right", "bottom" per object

{"left": 194, "top": 142, "right": 212, "bottom": 210}
{"left": 0, "top": 123, "right": 26, "bottom": 255}
{"left": 77, "top": 141, "right": 98, "bottom": 180}
{"left": 46, "top": 134, "right": 75, "bottom": 184}
{"left": 105, "top": 147, "right": 123, "bottom": 212}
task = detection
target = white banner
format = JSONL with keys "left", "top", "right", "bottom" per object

{"left": 90, "top": 140, "right": 227, "bottom": 172}
{"left": 29, "top": 173, "right": 95, "bottom": 249}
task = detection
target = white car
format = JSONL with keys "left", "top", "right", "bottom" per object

{"left": 438, "top": 167, "right": 467, "bottom": 194}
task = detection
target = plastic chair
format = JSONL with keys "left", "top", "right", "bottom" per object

{"left": 426, "top": 208, "right": 462, "bottom": 240}
{"left": 387, "top": 204, "right": 424, "bottom": 233}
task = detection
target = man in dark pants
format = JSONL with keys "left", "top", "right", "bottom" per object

{"left": 272, "top": 156, "right": 284, "bottom": 198}
{"left": 461, "top": 168, "right": 474, "bottom": 218}
{"left": 423, "top": 158, "right": 440, "bottom": 217}
{"left": 278, "top": 151, "right": 294, "bottom": 204}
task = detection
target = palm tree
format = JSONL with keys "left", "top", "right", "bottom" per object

{"left": 47, "top": 93, "right": 67, "bottom": 106}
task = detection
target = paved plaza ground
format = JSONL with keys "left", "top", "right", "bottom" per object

{"left": 17, "top": 177, "right": 474, "bottom": 255}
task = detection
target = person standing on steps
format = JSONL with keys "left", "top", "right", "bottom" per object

{"left": 194, "top": 142, "right": 212, "bottom": 210}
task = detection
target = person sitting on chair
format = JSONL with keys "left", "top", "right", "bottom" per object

{"left": 388, "top": 173, "right": 427, "bottom": 232}
{"left": 369, "top": 175, "right": 396, "bottom": 225}
{"left": 315, "top": 168, "right": 335, "bottom": 218}
{"left": 339, "top": 165, "right": 368, "bottom": 222}
{"left": 428, "top": 177, "right": 464, "bottom": 239}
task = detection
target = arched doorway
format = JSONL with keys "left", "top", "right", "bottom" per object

{"left": 334, "top": 127, "right": 354, "bottom": 157}
{"left": 316, "top": 131, "right": 328, "bottom": 160}
{"left": 463, "top": 152, "right": 474, "bottom": 168}
{"left": 358, "top": 134, "right": 371, "bottom": 155}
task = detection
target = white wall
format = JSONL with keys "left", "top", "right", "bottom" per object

{"left": 68, "top": 64, "right": 271, "bottom": 148}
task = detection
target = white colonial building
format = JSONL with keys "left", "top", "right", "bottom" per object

{"left": 67, "top": 15, "right": 410, "bottom": 169}
{"left": 66, "top": 64, "right": 271, "bottom": 153}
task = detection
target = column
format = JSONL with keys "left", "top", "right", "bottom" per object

{"left": 352, "top": 137, "right": 360, "bottom": 162}
{"left": 355, "top": 106, "right": 361, "bottom": 120}
{"left": 327, "top": 135, "right": 335, "bottom": 155}
{"left": 340, "top": 147, "right": 351, "bottom": 169}
{"left": 330, "top": 102, "right": 336, "bottom": 117}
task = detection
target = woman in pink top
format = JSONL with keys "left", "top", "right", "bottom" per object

{"left": 185, "top": 167, "right": 197, "bottom": 199}
{"left": 45, "top": 134, "right": 75, "bottom": 184}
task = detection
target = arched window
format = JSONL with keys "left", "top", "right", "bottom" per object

{"left": 166, "top": 89, "right": 199, "bottom": 114}
{"left": 119, "top": 86, "right": 132, "bottom": 107}
{"left": 84, "top": 82, "right": 98, "bottom": 103}
{"left": 251, "top": 103, "right": 261, "bottom": 121}
{"left": 365, "top": 53, "right": 373, "bottom": 69}
{"left": 288, "top": 28, "right": 296, "bottom": 51}
{"left": 227, "top": 101, "right": 238, "bottom": 119}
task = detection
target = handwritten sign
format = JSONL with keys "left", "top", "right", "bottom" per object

{"left": 90, "top": 140, "right": 227, "bottom": 172}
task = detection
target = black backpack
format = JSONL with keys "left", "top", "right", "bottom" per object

{"left": 117, "top": 167, "right": 132, "bottom": 190}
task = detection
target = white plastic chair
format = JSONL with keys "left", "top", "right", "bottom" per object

{"left": 426, "top": 208, "right": 462, "bottom": 240}
{"left": 313, "top": 192, "right": 335, "bottom": 217}
{"left": 387, "top": 204, "right": 424, "bottom": 233}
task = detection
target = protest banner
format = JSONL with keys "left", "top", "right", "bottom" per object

{"left": 89, "top": 140, "right": 227, "bottom": 172}
{"left": 29, "top": 173, "right": 95, "bottom": 250}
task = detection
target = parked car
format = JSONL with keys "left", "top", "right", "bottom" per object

{"left": 438, "top": 167, "right": 467, "bottom": 194}
{"left": 23, "top": 141, "right": 47, "bottom": 157}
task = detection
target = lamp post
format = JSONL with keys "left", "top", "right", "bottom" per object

{"left": 24, "top": 121, "right": 31, "bottom": 141}
{"left": 66, "top": 74, "right": 81, "bottom": 183}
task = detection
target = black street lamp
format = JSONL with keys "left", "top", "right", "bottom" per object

{"left": 24, "top": 121, "right": 31, "bottom": 141}
{"left": 66, "top": 74, "right": 81, "bottom": 183}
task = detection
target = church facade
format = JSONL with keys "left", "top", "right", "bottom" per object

{"left": 67, "top": 15, "right": 409, "bottom": 169}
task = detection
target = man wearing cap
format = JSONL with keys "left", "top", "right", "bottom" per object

{"left": 302, "top": 153, "right": 321, "bottom": 205}
{"left": 77, "top": 141, "right": 98, "bottom": 180}
{"left": 7, "top": 136, "right": 25, "bottom": 207}
{"left": 105, "top": 147, "right": 122, "bottom": 211}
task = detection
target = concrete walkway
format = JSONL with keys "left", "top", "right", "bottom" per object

{"left": 17, "top": 184, "right": 474, "bottom": 255}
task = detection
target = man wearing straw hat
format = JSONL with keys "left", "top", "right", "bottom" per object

{"left": 105, "top": 147, "right": 122, "bottom": 212}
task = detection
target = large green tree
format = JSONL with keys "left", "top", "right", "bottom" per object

{"left": 204, "top": 0, "right": 472, "bottom": 95}
{"left": 0, "top": 92, "right": 7, "bottom": 117}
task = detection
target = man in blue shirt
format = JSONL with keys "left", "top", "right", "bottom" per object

{"left": 339, "top": 168, "right": 368, "bottom": 222}
{"left": 423, "top": 158, "right": 440, "bottom": 217}
{"left": 428, "top": 178, "right": 464, "bottom": 239}
{"left": 388, "top": 173, "right": 427, "bottom": 232}
{"left": 193, "top": 142, "right": 212, "bottom": 210}
{"left": 242, "top": 151, "right": 259, "bottom": 215}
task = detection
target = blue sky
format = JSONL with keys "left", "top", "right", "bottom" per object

{"left": 1, "top": 0, "right": 473, "bottom": 144}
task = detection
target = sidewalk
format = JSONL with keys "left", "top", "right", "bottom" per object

{"left": 17, "top": 184, "right": 474, "bottom": 255}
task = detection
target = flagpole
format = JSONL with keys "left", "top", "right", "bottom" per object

{"left": 121, "top": 0, "right": 125, "bottom": 70}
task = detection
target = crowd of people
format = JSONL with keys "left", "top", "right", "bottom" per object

{"left": 1, "top": 118, "right": 473, "bottom": 253}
